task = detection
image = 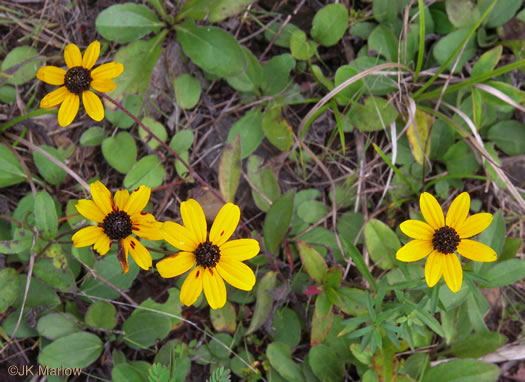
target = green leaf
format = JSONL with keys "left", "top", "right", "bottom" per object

{"left": 334, "top": 65, "right": 364, "bottom": 105}
{"left": 14, "top": 275, "right": 60, "bottom": 308}
{"left": 349, "top": 97, "right": 399, "bottom": 132}
{"left": 297, "top": 240, "right": 328, "bottom": 283}
{"left": 85, "top": 301, "right": 117, "bottom": 330}
{"left": 174, "top": 73, "right": 201, "bottom": 109}
{"left": 139, "top": 117, "right": 167, "bottom": 150}
{"left": 33, "top": 258, "right": 76, "bottom": 292}
{"left": 264, "top": 22, "right": 302, "bottom": 48}
{"left": 95, "top": 3, "right": 163, "bottom": 43}
{"left": 422, "top": 359, "right": 499, "bottom": 382}
{"left": 290, "top": 30, "right": 316, "bottom": 60}
{"left": 1, "top": 46, "right": 41, "bottom": 85}
{"left": 267, "top": 343, "right": 305, "bottom": 382}
{"left": 311, "top": 291, "right": 334, "bottom": 346}
{"left": 37, "top": 313, "right": 81, "bottom": 340}
{"left": 0, "top": 233, "right": 33, "bottom": 254}
{"left": 471, "top": 46, "right": 502, "bottom": 77}
{"left": 487, "top": 120, "right": 525, "bottom": 156}
{"left": 123, "top": 311, "right": 172, "bottom": 349}
{"left": 433, "top": 28, "right": 477, "bottom": 73}
{"left": 0, "top": 268, "right": 19, "bottom": 313}
{"left": 102, "top": 132, "right": 137, "bottom": 174}
{"left": 246, "top": 155, "right": 280, "bottom": 212}
{"left": 176, "top": 19, "right": 245, "bottom": 78}
{"left": 334, "top": 287, "right": 368, "bottom": 316}
{"left": 499, "top": 237, "right": 522, "bottom": 262}
{"left": 373, "top": 0, "right": 400, "bottom": 24}
{"left": 80, "top": 127, "right": 105, "bottom": 147}
{"left": 337, "top": 212, "right": 364, "bottom": 245}
{"left": 478, "top": 210, "right": 505, "bottom": 256}
{"left": 246, "top": 271, "right": 278, "bottom": 334}
{"left": 480, "top": 0, "right": 521, "bottom": 28}
{"left": 140, "top": 287, "right": 182, "bottom": 326}
{"left": 35, "top": 191, "right": 58, "bottom": 240}
{"left": 406, "top": 109, "right": 432, "bottom": 164}
{"left": 479, "top": 259, "right": 525, "bottom": 288}
{"left": 209, "top": 0, "right": 254, "bottom": 22}
{"left": 443, "top": 141, "right": 480, "bottom": 175}
{"left": 106, "top": 94, "right": 142, "bottom": 129}
{"left": 38, "top": 332, "right": 103, "bottom": 368}
{"left": 446, "top": 331, "right": 507, "bottom": 358}
{"left": 309, "top": 344, "right": 346, "bottom": 382}
{"left": 262, "top": 106, "right": 294, "bottom": 151}
{"left": 261, "top": 54, "right": 296, "bottom": 96}
{"left": 341, "top": 238, "right": 377, "bottom": 290}
{"left": 310, "top": 4, "right": 348, "bottom": 47}
{"left": 169, "top": 129, "right": 194, "bottom": 154}
{"left": 0, "top": 143, "right": 26, "bottom": 187}
{"left": 210, "top": 301, "right": 237, "bottom": 334}
{"left": 364, "top": 219, "right": 400, "bottom": 270}
{"left": 226, "top": 46, "right": 263, "bottom": 93}
{"left": 446, "top": 0, "right": 481, "bottom": 28}
{"left": 33, "top": 145, "right": 67, "bottom": 186}
{"left": 368, "top": 25, "right": 398, "bottom": 62}
{"left": 263, "top": 189, "right": 295, "bottom": 254}
{"left": 271, "top": 307, "right": 302, "bottom": 349}
{"left": 208, "top": 332, "right": 234, "bottom": 359}
{"left": 297, "top": 200, "right": 328, "bottom": 224}
{"left": 0, "top": 85, "right": 16, "bottom": 103}
{"left": 218, "top": 135, "right": 241, "bottom": 203}
{"left": 227, "top": 110, "right": 264, "bottom": 159}
{"left": 124, "top": 155, "right": 165, "bottom": 190}
{"left": 414, "top": 309, "right": 444, "bottom": 337}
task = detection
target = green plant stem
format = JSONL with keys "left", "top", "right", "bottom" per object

{"left": 414, "top": 0, "right": 425, "bottom": 82}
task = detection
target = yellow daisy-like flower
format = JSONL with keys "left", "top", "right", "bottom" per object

{"left": 72, "top": 181, "right": 162, "bottom": 274}
{"left": 156, "top": 199, "right": 259, "bottom": 310}
{"left": 396, "top": 192, "right": 497, "bottom": 293}
{"left": 37, "top": 40, "right": 123, "bottom": 127}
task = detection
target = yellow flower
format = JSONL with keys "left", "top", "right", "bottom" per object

{"left": 156, "top": 199, "right": 259, "bottom": 310}
{"left": 396, "top": 192, "right": 497, "bottom": 293}
{"left": 72, "top": 181, "right": 162, "bottom": 274}
{"left": 37, "top": 41, "right": 123, "bottom": 127}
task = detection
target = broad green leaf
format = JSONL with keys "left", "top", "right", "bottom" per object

{"left": 246, "top": 271, "right": 278, "bottom": 334}
{"left": 446, "top": 331, "right": 507, "bottom": 358}
{"left": 33, "top": 258, "right": 76, "bottom": 292}
{"left": 218, "top": 135, "right": 241, "bottom": 203}
{"left": 445, "top": 0, "right": 481, "bottom": 28}
{"left": 102, "top": 132, "right": 137, "bottom": 174}
{"left": 349, "top": 97, "right": 399, "bottom": 132}
{"left": 33, "top": 145, "right": 67, "bottom": 186}
{"left": 487, "top": 120, "right": 525, "bottom": 156}
{"left": 311, "top": 64, "right": 333, "bottom": 90}
{"left": 261, "top": 54, "right": 296, "bottom": 96}
{"left": 264, "top": 22, "right": 302, "bottom": 48}
{"left": 499, "top": 237, "right": 522, "bottom": 262}
{"left": 271, "top": 307, "right": 302, "bottom": 349}
{"left": 35, "top": 191, "right": 58, "bottom": 240}
{"left": 85, "top": 301, "right": 117, "bottom": 330}
{"left": 350, "top": 22, "right": 377, "bottom": 39}
{"left": 373, "top": 0, "right": 400, "bottom": 24}
{"left": 433, "top": 28, "right": 477, "bottom": 73}
{"left": 80, "top": 127, "right": 105, "bottom": 147}
{"left": 246, "top": 155, "right": 280, "bottom": 212}
{"left": 443, "top": 141, "right": 480, "bottom": 175}
{"left": 422, "top": 359, "right": 499, "bottom": 382}
{"left": 479, "top": 0, "right": 521, "bottom": 28}
{"left": 334, "top": 287, "right": 368, "bottom": 316}
{"left": 337, "top": 212, "right": 364, "bottom": 245}
{"left": 14, "top": 275, "right": 60, "bottom": 308}
{"left": 479, "top": 259, "right": 525, "bottom": 288}
{"left": 38, "top": 332, "right": 103, "bottom": 368}
{"left": 267, "top": 343, "right": 305, "bottom": 382}
{"left": 106, "top": 94, "right": 142, "bottom": 129}
{"left": 176, "top": 0, "right": 216, "bottom": 21}
{"left": 262, "top": 106, "right": 294, "bottom": 151}
{"left": 263, "top": 190, "right": 295, "bottom": 254}
{"left": 471, "top": 46, "right": 502, "bottom": 77}
{"left": 297, "top": 240, "right": 328, "bottom": 283}
{"left": 348, "top": 56, "right": 398, "bottom": 95}
{"left": 124, "top": 155, "right": 164, "bottom": 191}
{"left": 310, "top": 4, "right": 348, "bottom": 47}
{"left": 368, "top": 25, "right": 398, "bottom": 62}
{"left": 342, "top": 238, "right": 377, "bottom": 290}
{"left": 208, "top": 332, "right": 234, "bottom": 359}
{"left": 37, "top": 313, "right": 81, "bottom": 340}
{"left": 139, "top": 117, "right": 167, "bottom": 150}
{"left": 95, "top": 3, "right": 163, "bottom": 43}
{"left": 0, "top": 233, "right": 33, "bottom": 254}
{"left": 174, "top": 74, "right": 201, "bottom": 109}
{"left": 227, "top": 110, "right": 264, "bottom": 159}
{"left": 122, "top": 311, "right": 172, "bottom": 349}
{"left": 112, "top": 363, "right": 149, "bottom": 382}
{"left": 210, "top": 301, "right": 237, "bottom": 334}
{"left": 1, "top": 46, "right": 41, "bottom": 85}
{"left": 0, "top": 268, "right": 18, "bottom": 313}
{"left": 0, "top": 85, "right": 16, "bottom": 103}
{"left": 309, "top": 344, "right": 345, "bottom": 382}
{"left": 169, "top": 129, "right": 194, "bottom": 154}
{"left": 139, "top": 287, "right": 182, "bottom": 326}
{"left": 334, "top": 65, "right": 364, "bottom": 105}
{"left": 226, "top": 46, "right": 263, "bottom": 93}
{"left": 176, "top": 19, "right": 245, "bottom": 78}
{"left": 311, "top": 291, "right": 334, "bottom": 346}
{"left": 290, "top": 30, "right": 316, "bottom": 60}
{"left": 209, "top": 0, "right": 255, "bottom": 23}
{"left": 364, "top": 219, "right": 400, "bottom": 270}
{"left": 0, "top": 143, "right": 26, "bottom": 187}
{"left": 297, "top": 200, "right": 328, "bottom": 224}
{"left": 478, "top": 209, "right": 505, "bottom": 256}
{"left": 406, "top": 109, "right": 432, "bottom": 164}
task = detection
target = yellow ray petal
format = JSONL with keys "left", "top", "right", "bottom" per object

{"left": 118, "top": 241, "right": 130, "bottom": 274}
{"left": 82, "top": 40, "right": 100, "bottom": 70}
{"left": 420, "top": 193, "right": 445, "bottom": 230}
{"left": 209, "top": 203, "right": 240, "bottom": 247}
{"left": 125, "top": 236, "right": 152, "bottom": 270}
{"left": 156, "top": 252, "right": 196, "bottom": 278}
{"left": 446, "top": 192, "right": 470, "bottom": 229}
{"left": 220, "top": 239, "right": 260, "bottom": 261}
{"left": 443, "top": 253, "right": 463, "bottom": 293}
{"left": 181, "top": 199, "right": 207, "bottom": 244}
{"left": 40, "top": 86, "right": 69, "bottom": 108}
{"left": 37, "top": 66, "right": 66, "bottom": 85}
{"left": 400, "top": 220, "right": 435, "bottom": 240}
{"left": 90, "top": 181, "right": 113, "bottom": 215}
{"left": 180, "top": 266, "right": 204, "bottom": 307}
{"left": 72, "top": 226, "right": 105, "bottom": 247}
{"left": 75, "top": 199, "right": 105, "bottom": 223}
{"left": 93, "top": 233, "right": 111, "bottom": 255}
{"left": 425, "top": 250, "right": 444, "bottom": 288}
{"left": 131, "top": 213, "right": 162, "bottom": 240}
{"left": 82, "top": 90, "right": 104, "bottom": 121}
{"left": 90, "top": 79, "right": 116, "bottom": 93}
{"left": 203, "top": 268, "right": 227, "bottom": 309}
{"left": 114, "top": 189, "right": 130, "bottom": 211}
{"left": 57, "top": 92, "right": 79, "bottom": 127}
{"left": 64, "top": 43, "right": 82, "bottom": 69}
{"left": 455, "top": 213, "right": 493, "bottom": 239}
{"left": 124, "top": 185, "right": 151, "bottom": 217}
{"left": 396, "top": 239, "right": 433, "bottom": 262}
{"left": 216, "top": 258, "right": 256, "bottom": 291}
{"left": 91, "top": 62, "right": 124, "bottom": 80}
{"left": 456, "top": 239, "right": 497, "bottom": 262}
{"left": 162, "top": 221, "right": 199, "bottom": 252}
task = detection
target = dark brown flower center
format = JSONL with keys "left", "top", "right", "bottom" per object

{"left": 432, "top": 226, "right": 460, "bottom": 254}
{"left": 103, "top": 211, "right": 132, "bottom": 240}
{"left": 64, "top": 66, "right": 91, "bottom": 94}
{"left": 195, "top": 241, "right": 220, "bottom": 268}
